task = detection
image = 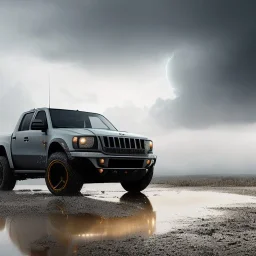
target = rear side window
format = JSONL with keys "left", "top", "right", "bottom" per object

{"left": 19, "top": 112, "right": 34, "bottom": 131}
{"left": 35, "top": 111, "right": 48, "bottom": 125}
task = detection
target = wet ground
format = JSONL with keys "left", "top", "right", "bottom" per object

{"left": 1, "top": 184, "right": 256, "bottom": 255}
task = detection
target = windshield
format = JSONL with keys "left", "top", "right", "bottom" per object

{"left": 49, "top": 109, "right": 117, "bottom": 131}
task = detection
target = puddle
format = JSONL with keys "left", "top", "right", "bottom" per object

{"left": 84, "top": 184, "right": 256, "bottom": 234}
{"left": 0, "top": 192, "right": 155, "bottom": 256}
{"left": 1, "top": 185, "right": 256, "bottom": 255}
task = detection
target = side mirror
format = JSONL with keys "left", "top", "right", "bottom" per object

{"left": 31, "top": 119, "right": 48, "bottom": 131}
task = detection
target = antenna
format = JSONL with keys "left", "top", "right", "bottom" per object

{"left": 48, "top": 73, "right": 51, "bottom": 108}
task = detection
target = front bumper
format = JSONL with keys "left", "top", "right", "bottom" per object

{"left": 70, "top": 151, "right": 157, "bottom": 169}
{"left": 69, "top": 151, "right": 157, "bottom": 183}
{"left": 70, "top": 151, "right": 157, "bottom": 159}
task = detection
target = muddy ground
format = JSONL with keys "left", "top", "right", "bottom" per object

{"left": 1, "top": 185, "right": 256, "bottom": 255}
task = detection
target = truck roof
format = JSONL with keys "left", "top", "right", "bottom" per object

{"left": 28, "top": 107, "right": 89, "bottom": 112}
{"left": 26, "top": 107, "right": 102, "bottom": 116}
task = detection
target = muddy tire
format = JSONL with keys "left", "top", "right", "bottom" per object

{"left": 0, "top": 156, "right": 16, "bottom": 191}
{"left": 45, "top": 152, "right": 83, "bottom": 196}
{"left": 121, "top": 166, "right": 154, "bottom": 193}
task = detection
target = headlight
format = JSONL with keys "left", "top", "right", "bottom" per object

{"left": 145, "top": 140, "right": 153, "bottom": 152}
{"left": 72, "top": 136, "right": 96, "bottom": 149}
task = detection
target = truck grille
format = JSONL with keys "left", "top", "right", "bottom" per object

{"left": 101, "top": 136, "right": 145, "bottom": 155}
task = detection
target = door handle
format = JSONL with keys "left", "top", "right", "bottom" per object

{"left": 24, "top": 137, "right": 29, "bottom": 142}
{"left": 12, "top": 137, "right": 16, "bottom": 140}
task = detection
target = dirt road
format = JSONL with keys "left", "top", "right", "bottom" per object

{"left": 0, "top": 184, "right": 256, "bottom": 255}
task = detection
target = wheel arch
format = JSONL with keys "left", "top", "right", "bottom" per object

{"left": 0, "top": 144, "right": 14, "bottom": 169}
{"left": 47, "top": 139, "right": 73, "bottom": 160}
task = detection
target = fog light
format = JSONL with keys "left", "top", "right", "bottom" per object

{"left": 99, "top": 158, "right": 105, "bottom": 165}
{"left": 146, "top": 159, "right": 151, "bottom": 165}
{"left": 99, "top": 168, "right": 104, "bottom": 174}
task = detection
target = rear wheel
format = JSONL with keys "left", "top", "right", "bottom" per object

{"left": 0, "top": 156, "right": 16, "bottom": 191}
{"left": 45, "top": 152, "right": 83, "bottom": 196}
{"left": 121, "top": 166, "right": 154, "bottom": 193}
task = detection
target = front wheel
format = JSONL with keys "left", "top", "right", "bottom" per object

{"left": 121, "top": 167, "right": 154, "bottom": 193}
{"left": 0, "top": 156, "right": 16, "bottom": 191}
{"left": 45, "top": 152, "right": 83, "bottom": 196}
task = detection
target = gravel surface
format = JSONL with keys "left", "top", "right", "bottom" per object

{"left": 1, "top": 186, "right": 256, "bottom": 255}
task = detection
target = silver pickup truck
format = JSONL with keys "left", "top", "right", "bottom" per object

{"left": 0, "top": 108, "right": 157, "bottom": 196}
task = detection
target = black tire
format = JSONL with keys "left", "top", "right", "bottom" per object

{"left": 0, "top": 156, "right": 16, "bottom": 191}
{"left": 121, "top": 166, "right": 154, "bottom": 193}
{"left": 45, "top": 152, "right": 83, "bottom": 196}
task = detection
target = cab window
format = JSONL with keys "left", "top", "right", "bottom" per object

{"left": 19, "top": 112, "right": 34, "bottom": 131}
{"left": 35, "top": 111, "right": 48, "bottom": 126}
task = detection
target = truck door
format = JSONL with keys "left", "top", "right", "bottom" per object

{"left": 27, "top": 110, "right": 49, "bottom": 170}
{"left": 11, "top": 111, "right": 35, "bottom": 170}
{"left": 12, "top": 110, "right": 49, "bottom": 170}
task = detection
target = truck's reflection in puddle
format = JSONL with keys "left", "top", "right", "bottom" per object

{"left": 0, "top": 193, "right": 156, "bottom": 256}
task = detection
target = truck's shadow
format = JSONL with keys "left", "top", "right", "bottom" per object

{"left": 0, "top": 193, "right": 156, "bottom": 256}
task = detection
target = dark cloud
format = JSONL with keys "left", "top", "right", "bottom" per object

{"left": 1, "top": 1, "right": 254, "bottom": 67}
{"left": 1, "top": 0, "right": 256, "bottom": 127}
{"left": 151, "top": 30, "right": 256, "bottom": 128}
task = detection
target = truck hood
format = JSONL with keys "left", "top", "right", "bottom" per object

{"left": 56, "top": 128, "right": 147, "bottom": 139}
{"left": 88, "top": 129, "right": 147, "bottom": 139}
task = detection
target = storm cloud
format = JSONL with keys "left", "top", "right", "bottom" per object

{"left": 0, "top": 1, "right": 254, "bottom": 66}
{"left": 151, "top": 37, "right": 256, "bottom": 128}
{"left": 1, "top": 0, "right": 256, "bottom": 127}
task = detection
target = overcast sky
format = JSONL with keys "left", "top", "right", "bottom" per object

{"left": 1, "top": 0, "right": 256, "bottom": 175}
